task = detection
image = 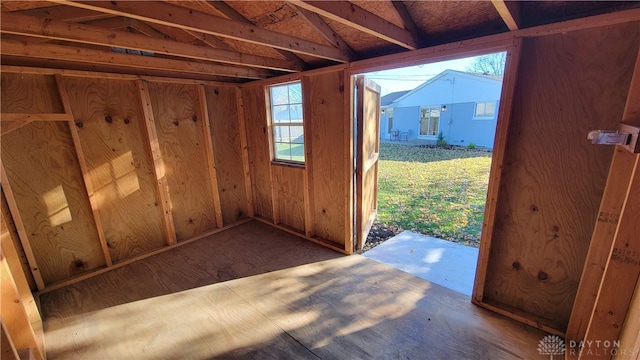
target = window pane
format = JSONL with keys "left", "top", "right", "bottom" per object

{"left": 291, "top": 144, "right": 305, "bottom": 162}
{"left": 288, "top": 83, "right": 302, "bottom": 104}
{"left": 290, "top": 126, "right": 304, "bottom": 144}
{"left": 486, "top": 102, "right": 496, "bottom": 116}
{"left": 272, "top": 105, "right": 290, "bottom": 123}
{"left": 289, "top": 104, "right": 303, "bottom": 122}
{"left": 275, "top": 143, "right": 291, "bottom": 161}
{"left": 273, "top": 125, "right": 289, "bottom": 143}
{"left": 270, "top": 85, "right": 289, "bottom": 105}
{"left": 475, "top": 103, "right": 485, "bottom": 117}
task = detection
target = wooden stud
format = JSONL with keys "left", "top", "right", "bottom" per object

{"left": 0, "top": 113, "right": 72, "bottom": 122}
{"left": 344, "top": 72, "right": 355, "bottom": 254}
{"left": 301, "top": 77, "right": 315, "bottom": 238}
{"left": 264, "top": 86, "right": 280, "bottom": 225}
{"left": 0, "top": 322, "right": 20, "bottom": 360}
{"left": 577, "top": 45, "right": 640, "bottom": 360}
{"left": 566, "top": 148, "right": 636, "bottom": 345}
{"left": 235, "top": 87, "right": 255, "bottom": 218}
{"left": 49, "top": 0, "right": 349, "bottom": 62}
{"left": 54, "top": 75, "right": 113, "bottom": 267}
{"left": 197, "top": 85, "right": 224, "bottom": 229}
{"left": 491, "top": 0, "right": 520, "bottom": 31}
{"left": 0, "top": 39, "right": 269, "bottom": 80}
{"left": 291, "top": 1, "right": 418, "bottom": 50}
{"left": 0, "top": 256, "right": 44, "bottom": 360}
{"left": 618, "top": 276, "right": 640, "bottom": 360}
{"left": 580, "top": 156, "right": 640, "bottom": 360}
{"left": 0, "top": 162, "right": 45, "bottom": 291}
{"left": 471, "top": 40, "right": 523, "bottom": 303}
{"left": 136, "top": 80, "right": 177, "bottom": 246}
{"left": 1, "top": 211, "right": 44, "bottom": 356}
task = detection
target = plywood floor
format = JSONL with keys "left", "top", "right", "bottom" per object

{"left": 40, "top": 221, "right": 549, "bottom": 359}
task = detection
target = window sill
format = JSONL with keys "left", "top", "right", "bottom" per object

{"left": 270, "top": 160, "right": 305, "bottom": 169}
{"left": 472, "top": 116, "right": 495, "bottom": 121}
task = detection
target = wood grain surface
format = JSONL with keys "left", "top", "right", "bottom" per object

{"left": 0, "top": 73, "right": 64, "bottom": 114}
{"left": 39, "top": 221, "right": 549, "bottom": 360}
{"left": 203, "top": 85, "right": 250, "bottom": 223}
{"left": 1, "top": 190, "right": 36, "bottom": 290}
{"left": 483, "top": 23, "right": 640, "bottom": 332}
{"left": 1, "top": 122, "right": 105, "bottom": 284}
{"left": 272, "top": 165, "right": 305, "bottom": 232}
{"left": 147, "top": 82, "right": 218, "bottom": 240}
{"left": 62, "top": 77, "right": 167, "bottom": 262}
{"left": 306, "top": 71, "right": 347, "bottom": 245}
{"left": 241, "top": 86, "right": 274, "bottom": 219}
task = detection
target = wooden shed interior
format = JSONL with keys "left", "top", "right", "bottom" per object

{"left": 1, "top": 1, "right": 640, "bottom": 359}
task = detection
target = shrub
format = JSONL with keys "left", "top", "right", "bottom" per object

{"left": 436, "top": 131, "right": 449, "bottom": 148}
{"left": 467, "top": 143, "right": 476, "bottom": 150}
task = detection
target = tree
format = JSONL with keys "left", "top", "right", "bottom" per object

{"left": 465, "top": 52, "right": 506, "bottom": 76}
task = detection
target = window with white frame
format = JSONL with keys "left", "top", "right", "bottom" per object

{"left": 269, "top": 81, "right": 305, "bottom": 163}
{"left": 474, "top": 101, "right": 496, "bottom": 118}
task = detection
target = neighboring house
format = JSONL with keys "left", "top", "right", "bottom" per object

{"left": 381, "top": 69, "right": 503, "bottom": 148}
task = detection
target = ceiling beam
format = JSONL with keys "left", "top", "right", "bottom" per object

{"left": 0, "top": 39, "right": 269, "bottom": 79}
{"left": 290, "top": 4, "right": 358, "bottom": 60}
{"left": 17, "top": 5, "right": 115, "bottom": 22}
{"left": 203, "top": 1, "right": 310, "bottom": 67}
{"left": 0, "top": 12, "right": 301, "bottom": 72}
{"left": 49, "top": 0, "right": 349, "bottom": 62}
{"left": 491, "top": 0, "right": 520, "bottom": 31}
{"left": 390, "top": 1, "right": 422, "bottom": 44}
{"left": 82, "top": 17, "right": 131, "bottom": 30}
{"left": 290, "top": 1, "right": 418, "bottom": 50}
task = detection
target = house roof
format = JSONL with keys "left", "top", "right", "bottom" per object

{"left": 381, "top": 91, "right": 411, "bottom": 106}
{"left": 390, "top": 69, "right": 503, "bottom": 105}
{"left": 0, "top": 1, "right": 638, "bottom": 82}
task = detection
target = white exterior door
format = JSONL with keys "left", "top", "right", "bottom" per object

{"left": 419, "top": 107, "right": 440, "bottom": 139}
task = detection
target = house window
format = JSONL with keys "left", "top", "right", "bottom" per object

{"left": 269, "top": 81, "right": 304, "bottom": 163}
{"left": 474, "top": 101, "right": 496, "bottom": 118}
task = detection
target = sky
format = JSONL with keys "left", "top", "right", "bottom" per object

{"left": 363, "top": 56, "right": 476, "bottom": 96}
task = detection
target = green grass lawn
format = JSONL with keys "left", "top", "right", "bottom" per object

{"left": 376, "top": 143, "right": 492, "bottom": 246}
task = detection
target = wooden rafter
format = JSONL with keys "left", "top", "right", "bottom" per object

{"left": 291, "top": 1, "right": 418, "bottom": 50}
{"left": 390, "top": 1, "right": 421, "bottom": 43}
{"left": 491, "top": 0, "right": 520, "bottom": 31}
{"left": 18, "top": 4, "right": 115, "bottom": 22}
{"left": 202, "top": 1, "right": 309, "bottom": 67}
{"left": 81, "top": 17, "right": 131, "bottom": 30}
{"left": 0, "top": 13, "right": 300, "bottom": 72}
{"left": 0, "top": 39, "right": 270, "bottom": 79}
{"left": 49, "top": 0, "right": 349, "bottom": 62}
{"left": 290, "top": 4, "right": 358, "bottom": 60}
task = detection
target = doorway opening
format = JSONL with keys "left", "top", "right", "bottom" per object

{"left": 354, "top": 52, "right": 508, "bottom": 297}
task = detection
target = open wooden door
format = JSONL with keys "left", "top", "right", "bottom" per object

{"left": 355, "top": 76, "right": 381, "bottom": 252}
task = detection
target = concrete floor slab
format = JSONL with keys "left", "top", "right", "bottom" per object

{"left": 363, "top": 231, "right": 479, "bottom": 296}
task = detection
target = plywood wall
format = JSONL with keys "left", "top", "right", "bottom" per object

{"left": 242, "top": 86, "right": 274, "bottom": 219}
{"left": 204, "top": 85, "right": 250, "bottom": 224}
{"left": 305, "top": 71, "right": 348, "bottom": 246}
{"left": 481, "top": 22, "right": 640, "bottom": 333}
{"left": 62, "top": 78, "right": 166, "bottom": 261}
{"left": 147, "top": 82, "right": 219, "bottom": 240}
{"left": 242, "top": 70, "right": 350, "bottom": 250}
{"left": 1, "top": 72, "right": 251, "bottom": 289}
{"left": 1, "top": 121, "right": 106, "bottom": 284}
